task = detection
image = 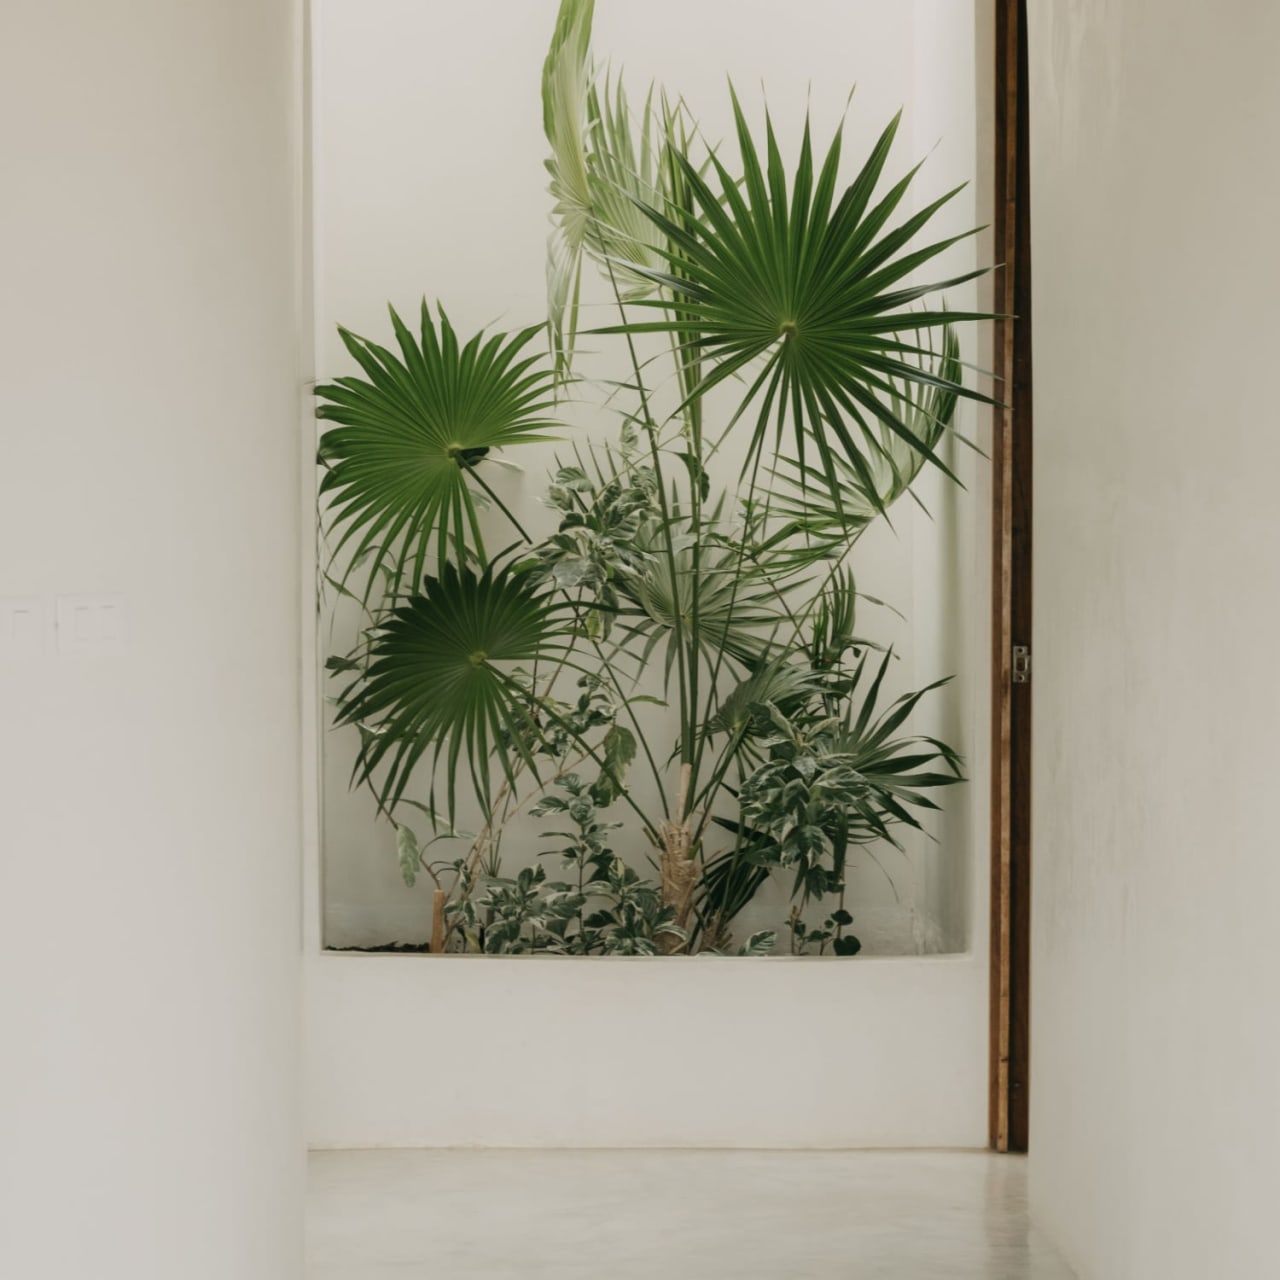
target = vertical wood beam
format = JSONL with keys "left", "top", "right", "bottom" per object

{"left": 990, "top": 0, "right": 1033, "bottom": 1154}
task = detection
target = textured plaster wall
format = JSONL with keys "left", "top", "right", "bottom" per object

{"left": 1027, "top": 0, "right": 1280, "bottom": 1274}
{"left": 0, "top": 1, "right": 305, "bottom": 1274}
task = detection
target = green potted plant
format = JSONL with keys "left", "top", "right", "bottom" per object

{"left": 316, "top": 0, "right": 989, "bottom": 957}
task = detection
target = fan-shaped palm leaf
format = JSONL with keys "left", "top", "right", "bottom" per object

{"left": 316, "top": 303, "right": 558, "bottom": 604}
{"left": 601, "top": 92, "right": 991, "bottom": 512}
{"left": 612, "top": 515, "right": 782, "bottom": 677}
{"left": 333, "top": 559, "right": 569, "bottom": 820}
{"left": 705, "top": 660, "right": 820, "bottom": 740}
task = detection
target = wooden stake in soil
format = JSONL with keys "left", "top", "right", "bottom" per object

{"left": 430, "top": 888, "right": 447, "bottom": 954}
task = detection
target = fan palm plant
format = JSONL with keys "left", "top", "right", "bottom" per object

{"left": 316, "top": 0, "right": 988, "bottom": 956}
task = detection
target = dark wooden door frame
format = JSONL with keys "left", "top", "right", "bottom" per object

{"left": 989, "top": 0, "right": 1033, "bottom": 1154}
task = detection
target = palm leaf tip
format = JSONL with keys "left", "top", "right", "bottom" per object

{"left": 770, "top": 321, "right": 966, "bottom": 530}
{"left": 542, "top": 0, "right": 672, "bottom": 378}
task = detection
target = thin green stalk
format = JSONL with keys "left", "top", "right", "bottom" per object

{"left": 516, "top": 675, "right": 661, "bottom": 845}
{"left": 778, "top": 548, "right": 858, "bottom": 650}
{"left": 686, "top": 392, "right": 779, "bottom": 828}
{"left": 663, "top": 132, "right": 706, "bottom": 820}
{"left": 530, "top": 588, "right": 587, "bottom": 721}
{"left": 581, "top": 627, "right": 670, "bottom": 816}
{"left": 602, "top": 257, "right": 693, "bottom": 771}
{"left": 463, "top": 463, "right": 533, "bottom": 544}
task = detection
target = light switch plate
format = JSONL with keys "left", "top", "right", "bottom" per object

{"left": 56, "top": 594, "right": 128, "bottom": 655}
{"left": 0, "top": 596, "right": 46, "bottom": 658}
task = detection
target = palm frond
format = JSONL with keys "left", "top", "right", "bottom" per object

{"left": 829, "top": 649, "right": 965, "bottom": 843}
{"left": 808, "top": 567, "right": 860, "bottom": 668}
{"left": 332, "top": 559, "right": 570, "bottom": 821}
{"left": 316, "top": 304, "right": 558, "bottom": 604}
{"left": 612, "top": 514, "right": 783, "bottom": 676}
{"left": 705, "top": 660, "right": 820, "bottom": 739}
{"left": 598, "top": 92, "right": 992, "bottom": 510}
{"left": 542, "top": 0, "right": 675, "bottom": 377}
{"left": 692, "top": 821, "right": 777, "bottom": 948}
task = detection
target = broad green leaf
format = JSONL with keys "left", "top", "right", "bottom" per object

{"left": 395, "top": 825, "right": 420, "bottom": 887}
{"left": 592, "top": 723, "right": 637, "bottom": 805}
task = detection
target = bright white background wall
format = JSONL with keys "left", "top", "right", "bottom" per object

{"left": 313, "top": 0, "right": 988, "bottom": 959}
{"left": 306, "top": 0, "right": 995, "bottom": 1149}
{"left": 1028, "top": 0, "right": 1280, "bottom": 1275}
{"left": 0, "top": 2, "right": 305, "bottom": 1276}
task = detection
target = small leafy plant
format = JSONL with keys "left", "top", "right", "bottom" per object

{"left": 317, "top": 0, "right": 988, "bottom": 956}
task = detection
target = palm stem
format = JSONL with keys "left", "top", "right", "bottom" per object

{"left": 463, "top": 462, "right": 533, "bottom": 544}
{"left": 522, "top": 678, "right": 662, "bottom": 844}
{"left": 686, "top": 418, "right": 774, "bottom": 828}
{"left": 602, "top": 257, "right": 694, "bottom": 770}
{"left": 580, "top": 627, "right": 670, "bottom": 815}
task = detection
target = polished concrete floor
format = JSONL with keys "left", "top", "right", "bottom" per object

{"left": 307, "top": 1149, "right": 1075, "bottom": 1279}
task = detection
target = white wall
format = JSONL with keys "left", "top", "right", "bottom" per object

{"left": 307, "top": 952, "right": 985, "bottom": 1149}
{"left": 1028, "top": 1, "right": 1280, "bottom": 1275}
{"left": 306, "top": 0, "right": 994, "bottom": 1150}
{"left": 0, "top": 2, "right": 305, "bottom": 1276}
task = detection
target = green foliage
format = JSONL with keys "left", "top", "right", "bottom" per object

{"left": 584, "top": 860, "right": 685, "bottom": 956}
{"left": 792, "top": 909, "right": 862, "bottom": 958}
{"left": 396, "top": 824, "right": 420, "bottom": 887}
{"left": 769, "top": 326, "right": 965, "bottom": 536}
{"left": 534, "top": 434, "right": 658, "bottom": 636}
{"left": 332, "top": 558, "right": 571, "bottom": 818}
{"left": 317, "top": 0, "right": 989, "bottom": 957}
{"left": 596, "top": 94, "right": 989, "bottom": 508}
{"left": 542, "top": 0, "right": 687, "bottom": 376}
{"left": 317, "top": 306, "right": 557, "bottom": 602}
{"left": 737, "top": 653, "right": 964, "bottom": 880}
{"left": 443, "top": 773, "right": 682, "bottom": 955}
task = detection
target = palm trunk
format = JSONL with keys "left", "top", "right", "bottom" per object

{"left": 658, "top": 763, "right": 697, "bottom": 954}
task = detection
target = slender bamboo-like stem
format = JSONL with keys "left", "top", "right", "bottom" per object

{"left": 602, "top": 258, "right": 694, "bottom": 769}
{"left": 580, "top": 628, "right": 670, "bottom": 814}
{"left": 463, "top": 462, "right": 533, "bottom": 544}
{"left": 685, "top": 402, "right": 778, "bottom": 830}
{"left": 530, "top": 683, "right": 662, "bottom": 843}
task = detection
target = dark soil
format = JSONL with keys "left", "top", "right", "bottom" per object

{"left": 327, "top": 942, "right": 432, "bottom": 954}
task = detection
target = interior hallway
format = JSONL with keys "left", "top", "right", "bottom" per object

{"left": 307, "top": 1150, "right": 1075, "bottom": 1279}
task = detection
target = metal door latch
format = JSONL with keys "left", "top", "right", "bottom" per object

{"left": 1012, "top": 644, "right": 1031, "bottom": 684}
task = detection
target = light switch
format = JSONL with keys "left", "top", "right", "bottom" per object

{"left": 56, "top": 594, "right": 128, "bottom": 655}
{"left": 0, "top": 596, "right": 46, "bottom": 658}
